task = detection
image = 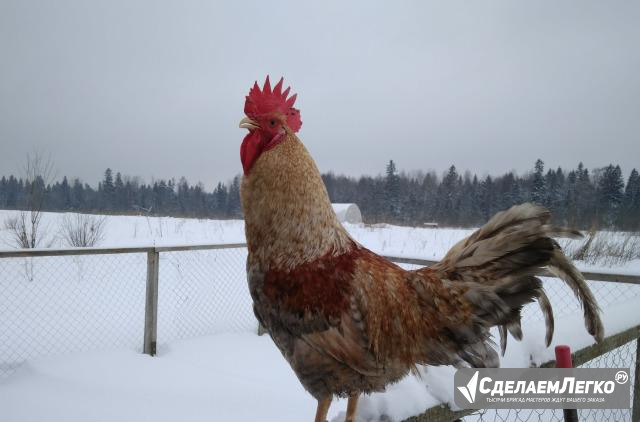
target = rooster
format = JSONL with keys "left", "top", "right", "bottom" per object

{"left": 238, "top": 77, "right": 603, "bottom": 422}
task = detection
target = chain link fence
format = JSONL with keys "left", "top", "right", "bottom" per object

{"left": 157, "top": 247, "right": 253, "bottom": 345}
{"left": 0, "top": 252, "right": 147, "bottom": 377}
{"left": 1, "top": 245, "right": 639, "bottom": 420}
{"left": 0, "top": 244, "right": 256, "bottom": 379}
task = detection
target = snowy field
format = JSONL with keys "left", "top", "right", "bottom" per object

{"left": 0, "top": 210, "right": 639, "bottom": 422}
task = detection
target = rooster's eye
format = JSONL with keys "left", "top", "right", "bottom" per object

{"left": 269, "top": 120, "right": 276, "bottom": 126}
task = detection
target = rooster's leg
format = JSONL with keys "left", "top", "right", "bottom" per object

{"left": 314, "top": 397, "right": 332, "bottom": 422}
{"left": 345, "top": 394, "right": 359, "bottom": 422}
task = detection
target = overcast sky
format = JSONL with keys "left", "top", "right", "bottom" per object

{"left": 1, "top": 1, "right": 638, "bottom": 188}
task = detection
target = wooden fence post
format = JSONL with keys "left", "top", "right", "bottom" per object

{"left": 143, "top": 250, "right": 159, "bottom": 356}
{"left": 633, "top": 338, "right": 640, "bottom": 422}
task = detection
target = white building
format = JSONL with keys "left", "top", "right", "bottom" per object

{"left": 332, "top": 203, "right": 363, "bottom": 224}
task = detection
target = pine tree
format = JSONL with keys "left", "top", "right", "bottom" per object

{"left": 71, "top": 178, "right": 84, "bottom": 209}
{"left": 0, "top": 176, "right": 6, "bottom": 207}
{"left": 564, "top": 170, "right": 578, "bottom": 227}
{"left": 497, "top": 172, "right": 518, "bottom": 211}
{"left": 57, "top": 176, "right": 72, "bottom": 209}
{"left": 622, "top": 169, "right": 640, "bottom": 230}
{"left": 212, "top": 182, "right": 226, "bottom": 215}
{"left": 177, "top": 177, "right": 190, "bottom": 215}
{"left": 575, "top": 163, "right": 595, "bottom": 229}
{"left": 7, "top": 176, "right": 20, "bottom": 208}
{"left": 479, "top": 175, "right": 496, "bottom": 221}
{"left": 437, "top": 165, "right": 460, "bottom": 225}
{"left": 101, "top": 168, "right": 115, "bottom": 209}
{"left": 458, "top": 172, "right": 476, "bottom": 226}
{"left": 596, "top": 164, "right": 624, "bottom": 228}
{"left": 531, "top": 159, "right": 546, "bottom": 205}
{"left": 384, "top": 160, "right": 401, "bottom": 221}
{"left": 226, "top": 176, "right": 242, "bottom": 217}
{"left": 114, "top": 172, "right": 125, "bottom": 210}
{"left": 545, "top": 168, "right": 564, "bottom": 222}
{"left": 421, "top": 172, "right": 438, "bottom": 223}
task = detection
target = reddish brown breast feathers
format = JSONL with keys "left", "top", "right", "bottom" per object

{"left": 263, "top": 248, "right": 361, "bottom": 321}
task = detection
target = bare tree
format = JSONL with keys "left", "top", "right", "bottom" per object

{"left": 3, "top": 152, "right": 55, "bottom": 248}
{"left": 59, "top": 213, "right": 107, "bottom": 247}
{"left": 4, "top": 214, "right": 35, "bottom": 248}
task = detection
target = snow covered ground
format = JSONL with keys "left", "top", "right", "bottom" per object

{"left": 1, "top": 210, "right": 637, "bottom": 272}
{"left": 1, "top": 210, "right": 639, "bottom": 421}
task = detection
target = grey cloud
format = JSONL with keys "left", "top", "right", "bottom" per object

{"left": 1, "top": 0, "right": 638, "bottom": 187}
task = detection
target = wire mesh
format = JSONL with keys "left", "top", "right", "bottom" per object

{"left": 0, "top": 246, "right": 259, "bottom": 379}
{"left": 0, "top": 253, "right": 147, "bottom": 379}
{"left": 576, "top": 339, "right": 636, "bottom": 422}
{"left": 156, "top": 247, "right": 256, "bottom": 347}
{"left": 521, "top": 277, "right": 640, "bottom": 326}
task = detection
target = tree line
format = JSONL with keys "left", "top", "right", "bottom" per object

{"left": 0, "top": 160, "right": 638, "bottom": 230}
{"left": 0, "top": 169, "right": 242, "bottom": 219}
{"left": 323, "top": 159, "right": 639, "bottom": 231}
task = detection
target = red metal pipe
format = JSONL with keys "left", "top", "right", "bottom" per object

{"left": 555, "top": 345, "right": 578, "bottom": 422}
{"left": 555, "top": 345, "right": 573, "bottom": 368}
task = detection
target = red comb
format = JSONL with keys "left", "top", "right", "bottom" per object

{"left": 244, "top": 76, "right": 298, "bottom": 118}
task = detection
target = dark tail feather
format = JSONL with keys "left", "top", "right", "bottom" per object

{"left": 499, "top": 277, "right": 552, "bottom": 355}
{"left": 499, "top": 325, "right": 508, "bottom": 355}
{"left": 548, "top": 248, "right": 604, "bottom": 342}
{"left": 463, "top": 276, "right": 542, "bottom": 364}
{"left": 507, "top": 320, "right": 523, "bottom": 341}
{"left": 538, "top": 289, "right": 554, "bottom": 347}
{"left": 498, "top": 320, "right": 523, "bottom": 356}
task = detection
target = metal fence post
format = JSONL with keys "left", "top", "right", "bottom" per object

{"left": 633, "top": 338, "right": 640, "bottom": 422}
{"left": 555, "top": 345, "right": 578, "bottom": 422}
{"left": 143, "top": 250, "right": 159, "bottom": 356}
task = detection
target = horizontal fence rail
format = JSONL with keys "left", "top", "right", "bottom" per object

{"left": 2, "top": 244, "right": 639, "bottom": 284}
{"left": 0, "top": 243, "right": 248, "bottom": 258}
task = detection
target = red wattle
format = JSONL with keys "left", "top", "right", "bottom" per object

{"left": 240, "top": 131, "right": 263, "bottom": 175}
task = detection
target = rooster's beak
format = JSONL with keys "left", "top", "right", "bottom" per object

{"left": 239, "top": 117, "right": 260, "bottom": 130}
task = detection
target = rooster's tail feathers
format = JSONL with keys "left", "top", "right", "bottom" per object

{"left": 432, "top": 203, "right": 603, "bottom": 356}
{"left": 452, "top": 275, "right": 541, "bottom": 367}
